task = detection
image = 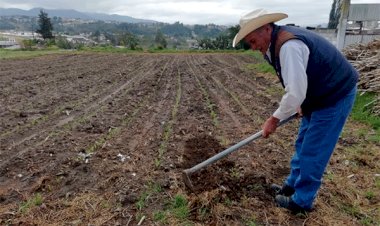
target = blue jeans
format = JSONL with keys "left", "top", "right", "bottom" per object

{"left": 285, "top": 87, "right": 357, "bottom": 210}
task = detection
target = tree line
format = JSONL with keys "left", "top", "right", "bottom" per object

{"left": 33, "top": 1, "right": 340, "bottom": 50}
{"left": 32, "top": 9, "right": 245, "bottom": 50}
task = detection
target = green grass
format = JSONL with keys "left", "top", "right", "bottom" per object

{"left": 242, "top": 50, "right": 276, "bottom": 75}
{"left": 350, "top": 92, "right": 380, "bottom": 139}
{"left": 151, "top": 194, "right": 191, "bottom": 224}
{"left": 0, "top": 46, "right": 246, "bottom": 60}
{"left": 153, "top": 211, "right": 167, "bottom": 223}
{"left": 136, "top": 182, "right": 162, "bottom": 211}
{"left": 0, "top": 48, "right": 64, "bottom": 59}
{"left": 244, "top": 50, "right": 264, "bottom": 61}
{"left": 375, "top": 177, "right": 380, "bottom": 189}
{"left": 170, "top": 194, "right": 190, "bottom": 220}
{"left": 339, "top": 203, "right": 374, "bottom": 224}
{"left": 19, "top": 193, "right": 43, "bottom": 214}
{"left": 245, "top": 62, "right": 276, "bottom": 74}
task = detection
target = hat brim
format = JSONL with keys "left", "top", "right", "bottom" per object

{"left": 232, "top": 13, "right": 288, "bottom": 47}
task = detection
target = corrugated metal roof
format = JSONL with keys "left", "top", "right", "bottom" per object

{"left": 348, "top": 4, "right": 380, "bottom": 21}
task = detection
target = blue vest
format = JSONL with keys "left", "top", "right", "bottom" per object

{"left": 266, "top": 25, "right": 358, "bottom": 114}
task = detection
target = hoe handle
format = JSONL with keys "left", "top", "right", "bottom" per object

{"left": 183, "top": 113, "right": 297, "bottom": 175}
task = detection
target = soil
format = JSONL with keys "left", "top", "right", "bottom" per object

{"left": 0, "top": 52, "right": 378, "bottom": 225}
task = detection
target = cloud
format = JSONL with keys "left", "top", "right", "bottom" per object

{"left": 1, "top": 0, "right": 379, "bottom": 25}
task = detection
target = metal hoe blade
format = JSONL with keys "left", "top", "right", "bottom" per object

{"left": 182, "top": 113, "right": 297, "bottom": 191}
{"left": 182, "top": 170, "right": 195, "bottom": 192}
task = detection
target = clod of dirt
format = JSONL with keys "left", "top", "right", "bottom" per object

{"left": 182, "top": 135, "right": 273, "bottom": 204}
{"left": 182, "top": 135, "right": 236, "bottom": 192}
{"left": 182, "top": 134, "right": 223, "bottom": 169}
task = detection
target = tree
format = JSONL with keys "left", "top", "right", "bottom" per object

{"left": 36, "top": 10, "right": 54, "bottom": 40}
{"left": 119, "top": 32, "right": 139, "bottom": 50}
{"left": 155, "top": 30, "right": 167, "bottom": 49}
{"left": 328, "top": 0, "right": 341, "bottom": 29}
{"left": 228, "top": 25, "right": 247, "bottom": 49}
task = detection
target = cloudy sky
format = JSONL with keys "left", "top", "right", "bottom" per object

{"left": 1, "top": 0, "right": 379, "bottom": 25}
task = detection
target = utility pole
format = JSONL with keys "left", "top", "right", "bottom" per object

{"left": 337, "top": 0, "right": 350, "bottom": 50}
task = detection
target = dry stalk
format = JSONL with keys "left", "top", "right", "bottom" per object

{"left": 343, "top": 39, "right": 380, "bottom": 116}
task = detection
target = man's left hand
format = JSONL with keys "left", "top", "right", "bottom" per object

{"left": 262, "top": 116, "right": 280, "bottom": 138}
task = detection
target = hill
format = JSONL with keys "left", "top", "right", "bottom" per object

{"left": 0, "top": 7, "right": 156, "bottom": 23}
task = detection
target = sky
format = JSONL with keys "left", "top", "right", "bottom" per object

{"left": 0, "top": 0, "right": 379, "bottom": 26}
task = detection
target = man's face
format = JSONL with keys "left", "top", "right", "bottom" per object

{"left": 243, "top": 24, "right": 272, "bottom": 55}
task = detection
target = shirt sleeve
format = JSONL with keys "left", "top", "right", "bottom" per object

{"left": 273, "top": 39, "right": 309, "bottom": 120}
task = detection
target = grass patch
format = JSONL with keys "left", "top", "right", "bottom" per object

{"left": 169, "top": 194, "right": 190, "bottom": 221}
{"left": 136, "top": 182, "right": 162, "bottom": 211}
{"left": 153, "top": 194, "right": 191, "bottom": 223}
{"left": 244, "top": 50, "right": 264, "bottom": 61}
{"left": 245, "top": 63, "right": 276, "bottom": 74}
{"left": 153, "top": 211, "right": 167, "bottom": 223}
{"left": 339, "top": 203, "right": 376, "bottom": 224}
{"left": 19, "top": 193, "right": 43, "bottom": 214}
{"left": 0, "top": 48, "right": 65, "bottom": 59}
{"left": 350, "top": 92, "right": 380, "bottom": 140}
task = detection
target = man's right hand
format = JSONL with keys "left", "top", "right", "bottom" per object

{"left": 262, "top": 116, "right": 280, "bottom": 138}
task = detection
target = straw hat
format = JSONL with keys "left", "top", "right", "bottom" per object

{"left": 232, "top": 9, "right": 288, "bottom": 47}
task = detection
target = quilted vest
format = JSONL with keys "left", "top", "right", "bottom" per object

{"left": 265, "top": 25, "right": 358, "bottom": 114}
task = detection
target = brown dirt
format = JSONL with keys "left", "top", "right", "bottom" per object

{"left": 0, "top": 52, "right": 379, "bottom": 226}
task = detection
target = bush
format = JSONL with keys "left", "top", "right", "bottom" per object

{"left": 56, "top": 37, "right": 72, "bottom": 49}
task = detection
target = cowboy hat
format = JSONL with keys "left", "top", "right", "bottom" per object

{"left": 232, "top": 9, "right": 288, "bottom": 47}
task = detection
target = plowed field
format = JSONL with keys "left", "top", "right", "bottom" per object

{"left": 0, "top": 53, "right": 379, "bottom": 225}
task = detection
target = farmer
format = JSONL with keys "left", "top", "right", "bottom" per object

{"left": 232, "top": 9, "right": 358, "bottom": 213}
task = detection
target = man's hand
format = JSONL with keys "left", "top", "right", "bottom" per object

{"left": 262, "top": 116, "right": 280, "bottom": 138}
{"left": 297, "top": 107, "right": 303, "bottom": 117}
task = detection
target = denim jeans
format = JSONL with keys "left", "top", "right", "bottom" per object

{"left": 285, "top": 86, "right": 357, "bottom": 210}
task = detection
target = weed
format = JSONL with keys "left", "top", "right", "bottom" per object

{"left": 359, "top": 216, "right": 376, "bottom": 225}
{"left": 220, "top": 137, "right": 230, "bottom": 146}
{"left": 170, "top": 194, "right": 190, "bottom": 220}
{"left": 19, "top": 193, "right": 43, "bottom": 214}
{"left": 365, "top": 191, "right": 374, "bottom": 200}
{"left": 340, "top": 202, "right": 376, "bottom": 225}
{"left": 367, "top": 134, "right": 380, "bottom": 143}
{"left": 198, "top": 207, "right": 210, "bottom": 220}
{"left": 150, "top": 182, "right": 162, "bottom": 193}
{"left": 351, "top": 93, "right": 380, "bottom": 133}
{"left": 246, "top": 217, "right": 258, "bottom": 226}
{"left": 135, "top": 182, "right": 162, "bottom": 211}
{"left": 325, "top": 171, "right": 335, "bottom": 181}
{"left": 230, "top": 167, "right": 241, "bottom": 179}
{"left": 154, "top": 159, "right": 161, "bottom": 168}
{"left": 172, "top": 194, "right": 187, "bottom": 208}
{"left": 244, "top": 50, "right": 264, "bottom": 61}
{"left": 340, "top": 203, "right": 363, "bottom": 219}
{"left": 153, "top": 211, "right": 167, "bottom": 223}
{"left": 356, "top": 128, "right": 368, "bottom": 138}
{"left": 223, "top": 197, "right": 232, "bottom": 206}
{"left": 265, "top": 86, "right": 284, "bottom": 96}
{"left": 375, "top": 177, "right": 380, "bottom": 189}
{"left": 248, "top": 184, "right": 264, "bottom": 191}
{"left": 136, "top": 191, "right": 149, "bottom": 210}
{"left": 0, "top": 48, "right": 64, "bottom": 59}
{"left": 245, "top": 63, "right": 276, "bottom": 75}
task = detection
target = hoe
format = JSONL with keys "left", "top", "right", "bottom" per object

{"left": 182, "top": 113, "right": 297, "bottom": 191}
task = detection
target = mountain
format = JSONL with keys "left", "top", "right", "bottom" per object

{"left": 0, "top": 8, "right": 157, "bottom": 24}
{"left": 85, "top": 12, "right": 155, "bottom": 24}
